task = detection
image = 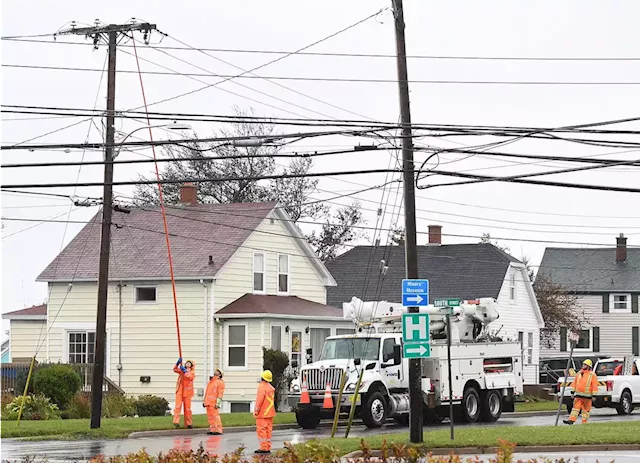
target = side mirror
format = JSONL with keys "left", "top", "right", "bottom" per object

{"left": 291, "top": 360, "right": 298, "bottom": 369}
{"left": 354, "top": 358, "right": 361, "bottom": 366}
{"left": 393, "top": 345, "right": 402, "bottom": 365}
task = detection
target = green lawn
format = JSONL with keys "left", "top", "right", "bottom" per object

{"left": 306, "top": 421, "right": 640, "bottom": 455}
{"left": 0, "top": 412, "right": 296, "bottom": 440}
{"left": 514, "top": 400, "right": 560, "bottom": 412}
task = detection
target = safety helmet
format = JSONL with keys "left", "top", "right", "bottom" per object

{"left": 261, "top": 370, "right": 273, "bottom": 382}
{"left": 215, "top": 369, "right": 223, "bottom": 378}
{"left": 582, "top": 359, "right": 593, "bottom": 367}
{"left": 185, "top": 360, "right": 195, "bottom": 369}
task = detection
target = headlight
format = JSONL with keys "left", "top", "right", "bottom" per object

{"left": 292, "top": 384, "right": 300, "bottom": 393}
{"left": 346, "top": 383, "right": 356, "bottom": 392}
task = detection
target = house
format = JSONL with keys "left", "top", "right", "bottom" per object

{"left": 538, "top": 233, "right": 640, "bottom": 359}
{"left": 325, "top": 225, "right": 545, "bottom": 385}
{"left": 1, "top": 304, "right": 47, "bottom": 364}
{"left": 21, "top": 184, "right": 346, "bottom": 412}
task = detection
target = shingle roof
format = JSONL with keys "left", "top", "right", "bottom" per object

{"left": 3, "top": 304, "right": 47, "bottom": 318}
{"left": 537, "top": 247, "right": 640, "bottom": 292}
{"left": 37, "top": 202, "right": 276, "bottom": 281}
{"left": 216, "top": 294, "right": 342, "bottom": 318}
{"left": 326, "top": 243, "right": 519, "bottom": 306}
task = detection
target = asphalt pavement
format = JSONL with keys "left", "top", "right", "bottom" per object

{"left": 3, "top": 410, "right": 640, "bottom": 462}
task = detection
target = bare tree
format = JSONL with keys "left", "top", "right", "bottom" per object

{"left": 520, "top": 254, "right": 536, "bottom": 281}
{"left": 389, "top": 226, "right": 405, "bottom": 246}
{"left": 480, "top": 232, "right": 510, "bottom": 253}
{"left": 307, "top": 202, "right": 366, "bottom": 262}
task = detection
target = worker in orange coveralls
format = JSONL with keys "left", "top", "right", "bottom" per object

{"left": 564, "top": 358, "right": 598, "bottom": 425}
{"left": 173, "top": 358, "right": 195, "bottom": 428}
{"left": 254, "top": 370, "right": 276, "bottom": 454}
{"left": 204, "top": 368, "right": 225, "bottom": 435}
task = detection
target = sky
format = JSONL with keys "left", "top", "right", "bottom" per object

{"left": 2, "top": 0, "right": 640, "bottom": 338}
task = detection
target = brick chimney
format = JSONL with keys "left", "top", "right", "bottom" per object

{"left": 179, "top": 182, "right": 198, "bottom": 206}
{"left": 616, "top": 233, "right": 627, "bottom": 262}
{"left": 428, "top": 225, "right": 442, "bottom": 245}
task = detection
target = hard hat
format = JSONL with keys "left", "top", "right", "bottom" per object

{"left": 185, "top": 360, "right": 195, "bottom": 368}
{"left": 261, "top": 370, "right": 273, "bottom": 382}
{"left": 582, "top": 359, "right": 593, "bottom": 367}
{"left": 215, "top": 369, "right": 223, "bottom": 378}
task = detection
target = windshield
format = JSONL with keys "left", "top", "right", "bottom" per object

{"left": 320, "top": 338, "right": 380, "bottom": 361}
{"left": 596, "top": 361, "right": 623, "bottom": 376}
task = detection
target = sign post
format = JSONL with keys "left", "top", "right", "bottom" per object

{"left": 555, "top": 331, "right": 579, "bottom": 426}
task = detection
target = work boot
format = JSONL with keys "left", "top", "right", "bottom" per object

{"left": 207, "top": 431, "right": 222, "bottom": 435}
{"left": 187, "top": 425, "right": 193, "bottom": 429}
{"left": 255, "top": 449, "right": 271, "bottom": 454}
{"left": 563, "top": 419, "right": 574, "bottom": 425}
{"left": 174, "top": 424, "right": 180, "bottom": 429}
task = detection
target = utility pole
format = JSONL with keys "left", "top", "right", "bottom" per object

{"left": 57, "top": 21, "right": 156, "bottom": 429}
{"left": 392, "top": 0, "right": 422, "bottom": 443}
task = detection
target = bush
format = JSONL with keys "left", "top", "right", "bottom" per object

{"left": 2, "top": 394, "right": 60, "bottom": 421}
{"left": 102, "top": 393, "right": 136, "bottom": 418}
{"left": 63, "top": 393, "right": 91, "bottom": 419}
{"left": 33, "top": 364, "right": 82, "bottom": 409}
{"left": 1, "top": 392, "right": 15, "bottom": 407}
{"left": 262, "top": 347, "right": 292, "bottom": 411}
{"left": 135, "top": 394, "right": 169, "bottom": 417}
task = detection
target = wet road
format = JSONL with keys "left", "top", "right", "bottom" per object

{"left": 3, "top": 410, "right": 640, "bottom": 462}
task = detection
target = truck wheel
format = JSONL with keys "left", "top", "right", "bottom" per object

{"left": 481, "top": 390, "right": 503, "bottom": 422}
{"left": 617, "top": 390, "right": 634, "bottom": 416}
{"left": 295, "top": 408, "right": 321, "bottom": 429}
{"left": 458, "top": 387, "right": 481, "bottom": 423}
{"left": 361, "top": 392, "right": 388, "bottom": 428}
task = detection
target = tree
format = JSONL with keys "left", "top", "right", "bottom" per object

{"left": 262, "top": 347, "right": 292, "bottom": 411}
{"left": 389, "top": 226, "right": 405, "bottom": 246}
{"left": 479, "top": 232, "right": 510, "bottom": 253}
{"left": 534, "top": 273, "right": 588, "bottom": 349}
{"left": 520, "top": 254, "right": 536, "bottom": 282}
{"left": 133, "top": 107, "right": 365, "bottom": 261}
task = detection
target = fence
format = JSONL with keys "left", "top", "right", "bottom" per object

{"left": 1, "top": 363, "right": 123, "bottom": 395}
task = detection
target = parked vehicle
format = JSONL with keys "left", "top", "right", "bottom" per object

{"left": 539, "top": 356, "right": 605, "bottom": 391}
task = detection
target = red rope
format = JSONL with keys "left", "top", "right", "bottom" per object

{"left": 131, "top": 39, "right": 183, "bottom": 358}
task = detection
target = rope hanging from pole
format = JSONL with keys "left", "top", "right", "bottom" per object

{"left": 131, "top": 39, "right": 183, "bottom": 358}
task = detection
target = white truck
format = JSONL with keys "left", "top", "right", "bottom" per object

{"left": 287, "top": 296, "right": 524, "bottom": 429}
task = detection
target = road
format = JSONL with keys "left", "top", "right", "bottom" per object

{"left": 3, "top": 410, "right": 640, "bottom": 462}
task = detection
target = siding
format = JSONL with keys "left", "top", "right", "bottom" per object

{"left": 495, "top": 266, "right": 542, "bottom": 385}
{"left": 540, "top": 294, "right": 640, "bottom": 358}
{"left": 9, "top": 320, "right": 46, "bottom": 361}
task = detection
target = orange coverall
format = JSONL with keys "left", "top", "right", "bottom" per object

{"left": 204, "top": 376, "right": 225, "bottom": 434}
{"left": 568, "top": 368, "right": 598, "bottom": 424}
{"left": 254, "top": 381, "right": 277, "bottom": 452}
{"left": 173, "top": 363, "right": 195, "bottom": 427}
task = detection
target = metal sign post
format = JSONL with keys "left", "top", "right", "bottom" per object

{"left": 555, "top": 331, "right": 579, "bottom": 426}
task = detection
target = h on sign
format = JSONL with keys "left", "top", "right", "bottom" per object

{"left": 402, "top": 313, "right": 430, "bottom": 343}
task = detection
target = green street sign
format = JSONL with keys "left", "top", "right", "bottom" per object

{"left": 403, "top": 342, "right": 431, "bottom": 358}
{"left": 402, "top": 313, "right": 430, "bottom": 343}
{"left": 433, "top": 298, "right": 461, "bottom": 308}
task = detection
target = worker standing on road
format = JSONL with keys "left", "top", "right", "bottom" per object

{"left": 204, "top": 369, "right": 225, "bottom": 435}
{"left": 254, "top": 370, "right": 276, "bottom": 454}
{"left": 173, "top": 358, "right": 195, "bottom": 429}
{"left": 564, "top": 359, "right": 598, "bottom": 425}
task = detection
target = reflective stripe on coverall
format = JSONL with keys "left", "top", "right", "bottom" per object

{"left": 204, "top": 376, "right": 225, "bottom": 433}
{"left": 254, "top": 381, "right": 277, "bottom": 451}
{"left": 173, "top": 364, "right": 195, "bottom": 426}
{"left": 569, "top": 370, "right": 598, "bottom": 423}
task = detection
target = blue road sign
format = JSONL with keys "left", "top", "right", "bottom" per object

{"left": 401, "top": 279, "right": 429, "bottom": 307}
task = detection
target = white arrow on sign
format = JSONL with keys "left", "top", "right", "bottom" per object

{"left": 406, "top": 295, "right": 424, "bottom": 304}
{"left": 406, "top": 345, "right": 428, "bottom": 356}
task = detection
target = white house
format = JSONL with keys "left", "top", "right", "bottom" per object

{"left": 2, "top": 304, "right": 47, "bottom": 364}
{"left": 325, "top": 225, "right": 545, "bottom": 385}
{"left": 16, "top": 184, "right": 348, "bottom": 412}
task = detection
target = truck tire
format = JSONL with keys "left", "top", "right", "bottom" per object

{"left": 457, "top": 386, "right": 481, "bottom": 423}
{"left": 617, "top": 390, "right": 634, "bottom": 416}
{"left": 295, "top": 407, "right": 321, "bottom": 429}
{"left": 481, "top": 390, "right": 503, "bottom": 422}
{"left": 361, "top": 392, "right": 388, "bottom": 428}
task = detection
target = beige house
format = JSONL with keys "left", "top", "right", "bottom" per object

{"left": 2, "top": 304, "right": 47, "bottom": 364}
{"left": 21, "top": 185, "right": 346, "bottom": 413}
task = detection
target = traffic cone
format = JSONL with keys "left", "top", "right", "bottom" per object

{"left": 322, "top": 382, "right": 333, "bottom": 409}
{"left": 300, "top": 377, "right": 310, "bottom": 404}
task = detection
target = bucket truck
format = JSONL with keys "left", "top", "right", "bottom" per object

{"left": 287, "top": 296, "right": 523, "bottom": 429}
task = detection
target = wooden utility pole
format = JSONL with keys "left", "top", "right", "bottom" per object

{"left": 392, "top": 0, "right": 423, "bottom": 443}
{"left": 57, "top": 22, "right": 156, "bottom": 429}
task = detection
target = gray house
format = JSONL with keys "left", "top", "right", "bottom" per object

{"left": 538, "top": 233, "right": 640, "bottom": 358}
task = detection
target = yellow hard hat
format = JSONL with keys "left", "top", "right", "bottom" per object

{"left": 583, "top": 359, "right": 593, "bottom": 367}
{"left": 261, "top": 370, "right": 273, "bottom": 382}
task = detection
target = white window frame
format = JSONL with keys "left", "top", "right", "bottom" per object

{"left": 252, "top": 252, "right": 266, "bottom": 294}
{"left": 60, "top": 323, "right": 111, "bottom": 377}
{"left": 568, "top": 328, "right": 593, "bottom": 352}
{"left": 134, "top": 285, "right": 158, "bottom": 304}
{"left": 610, "top": 293, "right": 632, "bottom": 313}
{"left": 225, "top": 323, "right": 248, "bottom": 371}
{"left": 527, "top": 332, "right": 534, "bottom": 364}
{"left": 509, "top": 272, "right": 516, "bottom": 302}
{"left": 277, "top": 254, "right": 290, "bottom": 295}
{"left": 270, "top": 324, "right": 283, "bottom": 351}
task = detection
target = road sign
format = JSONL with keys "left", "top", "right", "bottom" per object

{"left": 402, "top": 279, "right": 429, "bottom": 307}
{"left": 433, "top": 298, "right": 461, "bottom": 308}
{"left": 402, "top": 313, "right": 430, "bottom": 343}
{"left": 403, "top": 342, "right": 431, "bottom": 358}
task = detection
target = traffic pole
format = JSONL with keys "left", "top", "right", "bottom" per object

{"left": 555, "top": 341, "right": 576, "bottom": 426}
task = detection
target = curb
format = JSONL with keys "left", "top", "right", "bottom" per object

{"left": 342, "top": 443, "right": 640, "bottom": 459}
{"left": 505, "top": 410, "right": 557, "bottom": 417}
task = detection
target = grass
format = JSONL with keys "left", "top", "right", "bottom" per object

{"left": 0, "top": 412, "right": 296, "bottom": 440}
{"left": 307, "top": 421, "right": 640, "bottom": 455}
{"left": 515, "top": 400, "right": 560, "bottom": 412}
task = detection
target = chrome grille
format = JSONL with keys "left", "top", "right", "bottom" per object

{"left": 302, "top": 368, "right": 344, "bottom": 391}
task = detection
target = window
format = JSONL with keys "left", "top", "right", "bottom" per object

{"left": 610, "top": 294, "right": 632, "bottom": 312}
{"left": 230, "top": 402, "right": 251, "bottom": 413}
{"left": 291, "top": 331, "right": 302, "bottom": 366}
{"left": 527, "top": 332, "right": 534, "bottom": 364}
{"left": 278, "top": 254, "right": 290, "bottom": 294}
{"left": 382, "top": 338, "right": 396, "bottom": 362}
{"left": 253, "top": 253, "right": 265, "bottom": 293}
{"left": 575, "top": 329, "right": 591, "bottom": 350}
{"left": 321, "top": 338, "right": 381, "bottom": 361}
{"left": 135, "top": 286, "right": 157, "bottom": 303}
{"left": 271, "top": 325, "right": 282, "bottom": 351}
{"left": 336, "top": 328, "right": 356, "bottom": 336}
{"left": 227, "top": 324, "right": 247, "bottom": 368}
{"left": 510, "top": 273, "right": 516, "bottom": 301}
{"left": 68, "top": 331, "right": 95, "bottom": 364}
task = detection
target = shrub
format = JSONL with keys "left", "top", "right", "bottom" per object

{"left": 135, "top": 394, "right": 169, "bottom": 417}
{"left": 2, "top": 394, "right": 60, "bottom": 421}
{"left": 63, "top": 393, "right": 91, "bottom": 419}
{"left": 102, "top": 393, "right": 136, "bottom": 418}
{"left": 33, "top": 364, "right": 82, "bottom": 409}
{"left": 1, "top": 392, "right": 15, "bottom": 407}
{"left": 262, "top": 347, "right": 292, "bottom": 411}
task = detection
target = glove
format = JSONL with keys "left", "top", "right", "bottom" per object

{"left": 176, "top": 358, "right": 182, "bottom": 366}
{"left": 180, "top": 365, "right": 187, "bottom": 373}
{"left": 216, "top": 398, "right": 222, "bottom": 409}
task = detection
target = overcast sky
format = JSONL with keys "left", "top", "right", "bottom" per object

{"left": 2, "top": 0, "right": 640, "bottom": 336}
